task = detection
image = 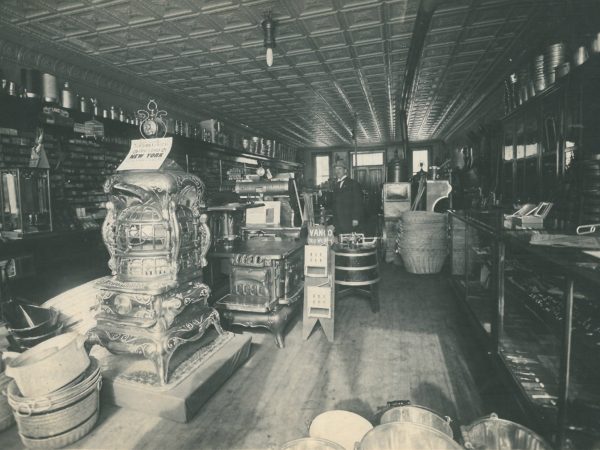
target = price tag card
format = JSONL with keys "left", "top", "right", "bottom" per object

{"left": 117, "top": 138, "right": 172, "bottom": 171}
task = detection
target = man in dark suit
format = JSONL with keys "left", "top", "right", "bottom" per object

{"left": 332, "top": 159, "right": 363, "bottom": 234}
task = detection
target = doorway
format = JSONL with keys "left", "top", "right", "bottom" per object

{"left": 352, "top": 151, "right": 384, "bottom": 235}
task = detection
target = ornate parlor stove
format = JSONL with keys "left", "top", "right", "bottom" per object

{"left": 87, "top": 160, "right": 223, "bottom": 385}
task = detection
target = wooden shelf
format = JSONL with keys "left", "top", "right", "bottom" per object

{"left": 0, "top": 96, "right": 302, "bottom": 169}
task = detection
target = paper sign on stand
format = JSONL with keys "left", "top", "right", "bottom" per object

{"left": 117, "top": 138, "right": 173, "bottom": 171}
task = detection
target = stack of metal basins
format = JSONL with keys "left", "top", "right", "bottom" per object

{"left": 4, "top": 302, "right": 63, "bottom": 350}
{"left": 533, "top": 53, "right": 546, "bottom": 93}
{"left": 517, "top": 64, "right": 534, "bottom": 105}
{"left": 543, "top": 42, "right": 567, "bottom": 88}
{"left": 359, "top": 403, "right": 461, "bottom": 450}
{"left": 579, "top": 154, "right": 600, "bottom": 226}
{"left": 4, "top": 333, "right": 100, "bottom": 449}
{"left": 461, "top": 413, "right": 553, "bottom": 450}
{"left": 503, "top": 73, "right": 518, "bottom": 113}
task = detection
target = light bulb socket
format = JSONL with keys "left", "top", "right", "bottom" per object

{"left": 262, "top": 14, "right": 276, "bottom": 49}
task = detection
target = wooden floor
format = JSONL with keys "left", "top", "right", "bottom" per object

{"left": 0, "top": 263, "right": 499, "bottom": 450}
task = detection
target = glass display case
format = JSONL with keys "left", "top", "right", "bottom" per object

{"left": 450, "top": 212, "right": 498, "bottom": 343}
{"left": 450, "top": 210, "right": 600, "bottom": 449}
{"left": 0, "top": 168, "right": 52, "bottom": 238}
{"left": 500, "top": 234, "right": 600, "bottom": 449}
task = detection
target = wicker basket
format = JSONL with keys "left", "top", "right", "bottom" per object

{"left": 400, "top": 211, "right": 447, "bottom": 224}
{"left": 397, "top": 237, "right": 447, "bottom": 249}
{"left": 398, "top": 247, "right": 448, "bottom": 274}
{"left": 397, "top": 211, "right": 449, "bottom": 274}
{"left": 0, "top": 372, "right": 15, "bottom": 432}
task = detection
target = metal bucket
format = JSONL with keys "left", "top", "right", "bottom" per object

{"left": 280, "top": 437, "right": 345, "bottom": 450}
{"left": 380, "top": 404, "right": 453, "bottom": 438}
{"left": 309, "top": 410, "right": 373, "bottom": 450}
{"left": 359, "top": 422, "right": 463, "bottom": 450}
{"left": 334, "top": 246, "right": 379, "bottom": 286}
{"left": 461, "top": 413, "right": 553, "bottom": 450}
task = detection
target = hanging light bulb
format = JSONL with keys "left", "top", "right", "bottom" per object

{"left": 262, "top": 11, "right": 276, "bottom": 67}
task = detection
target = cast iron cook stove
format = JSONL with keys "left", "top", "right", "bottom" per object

{"left": 87, "top": 161, "right": 223, "bottom": 385}
{"left": 214, "top": 240, "right": 304, "bottom": 348}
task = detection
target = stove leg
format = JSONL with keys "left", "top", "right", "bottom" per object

{"left": 268, "top": 309, "right": 287, "bottom": 349}
{"left": 153, "top": 353, "right": 168, "bottom": 386}
{"left": 273, "top": 329, "right": 285, "bottom": 348}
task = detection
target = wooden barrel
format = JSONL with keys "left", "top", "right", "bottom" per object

{"left": 333, "top": 246, "right": 380, "bottom": 286}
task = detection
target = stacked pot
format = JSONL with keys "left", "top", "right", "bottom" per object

{"left": 4, "top": 302, "right": 63, "bottom": 350}
{"left": 543, "top": 42, "right": 566, "bottom": 86}
{"left": 396, "top": 211, "right": 448, "bottom": 274}
{"left": 4, "top": 332, "right": 100, "bottom": 449}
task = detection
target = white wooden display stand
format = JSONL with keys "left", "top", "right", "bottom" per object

{"left": 302, "top": 244, "right": 335, "bottom": 342}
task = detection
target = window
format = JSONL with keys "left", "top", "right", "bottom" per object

{"left": 314, "top": 154, "right": 330, "bottom": 186}
{"left": 352, "top": 152, "right": 384, "bottom": 166}
{"left": 412, "top": 149, "right": 429, "bottom": 174}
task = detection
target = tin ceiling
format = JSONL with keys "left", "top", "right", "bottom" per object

{"left": 0, "top": 0, "right": 564, "bottom": 147}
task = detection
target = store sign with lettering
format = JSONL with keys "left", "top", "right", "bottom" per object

{"left": 117, "top": 138, "right": 172, "bottom": 171}
{"left": 307, "top": 224, "right": 335, "bottom": 246}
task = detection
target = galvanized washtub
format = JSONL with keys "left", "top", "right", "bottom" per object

{"left": 280, "top": 437, "right": 345, "bottom": 450}
{"left": 379, "top": 403, "right": 453, "bottom": 438}
{"left": 461, "top": 413, "right": 553, "bottom": 450}
{"left": 359, "top": 422, "right": 464, "bottom": 450}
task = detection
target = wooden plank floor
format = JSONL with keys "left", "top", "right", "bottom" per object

{"left": 0, "top": 263, "right": 493, "bottom": 450}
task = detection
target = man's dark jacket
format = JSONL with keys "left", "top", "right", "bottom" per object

{"left": 333, "top": 177, "right": 363, "bottom": 234}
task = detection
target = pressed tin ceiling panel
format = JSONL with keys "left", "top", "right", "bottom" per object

{"left": 0, "top": 0, "right": 570, "bottom": 147}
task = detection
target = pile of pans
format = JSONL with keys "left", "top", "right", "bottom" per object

{"left": 3, "top": 302, "right": 63, "bottom": 350}
{"left": 516, "top": 64, "right": 535, "bottom": 106}
{"left": 279, "top": 403, "right": 554, "bottom": 450}
{"left": 533, "top": 53, "right": 546, "bottom": 93}
{"left": 532, "top": 41, "right": 567, "bottom": 94}
{"left": 461, "top": 413, "right": 553, "bottom": 450}
{"left": 6, "top": 358, "right": 101, "bottom": 449}
{"left": 543, "top": 42, "right": 567, "bottom": 86}
{"left": 4, "top": 333, "right": 100, "bottom": 449}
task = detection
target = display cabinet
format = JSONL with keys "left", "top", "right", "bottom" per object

{"left": 500, "top": 233, "right": 600, "bottom": 449}
{"left": 0, "top": 168, "right": 52, "bottom": 238}
{"left": 449, "top": 210, "right": 600, "bottom": 450}
{"left": 449, "top": 211, "right": 499, "bottom": 344}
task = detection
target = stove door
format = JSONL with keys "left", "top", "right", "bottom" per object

{"left": 229, "top": 265, "right": 278, "bottom": 312}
